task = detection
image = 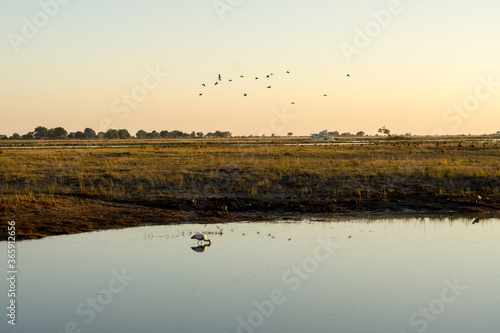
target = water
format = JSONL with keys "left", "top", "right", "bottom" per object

{"left": 1, "top": 218, "right": 499, "bottom": 332}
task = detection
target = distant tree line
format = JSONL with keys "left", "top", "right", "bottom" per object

{"left": 326, "top": 131, "right": 366, "bottom": 137}
{"left": 0, "top": 126, "right": 232, "bottom": 140}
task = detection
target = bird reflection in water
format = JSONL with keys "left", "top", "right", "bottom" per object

{"left": 191, "top": 244, "right": 211, "bottom": 253}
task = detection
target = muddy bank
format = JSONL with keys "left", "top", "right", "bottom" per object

{"left": 2, "top": 193, "right": 498, "bottom": 241}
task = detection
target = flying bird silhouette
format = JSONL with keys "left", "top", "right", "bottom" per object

{"left": 202, "top": 84, "right": 205, "bottom": 87}
{"left": 346, "top": 74, "right": 350, "bottom": 77}
{"left": 218, "top": 74, "right": 222, "bottom": 81}
{"left": 267, "top": 86, "right": 271, "bottom": 88}
{"left": 215, "top": 82, "right": 218, "bottom": 86}
{"left": 243, "top": 93, "right": 247, "bottom": 96}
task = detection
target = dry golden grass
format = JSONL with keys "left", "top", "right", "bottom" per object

{"left": 1, "top": 138, "right": 499, "bottom": 211}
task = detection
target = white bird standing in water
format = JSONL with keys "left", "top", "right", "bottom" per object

{"left": 191, "top": 233, "right": 211, "bottom": 245}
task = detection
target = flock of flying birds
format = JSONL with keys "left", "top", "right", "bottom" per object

{"left": 198, "top": 71, "right": 351, "bottom": 104}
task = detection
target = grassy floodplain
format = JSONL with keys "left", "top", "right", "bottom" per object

{"left": 1, "top": 136, "right": 499, "bottom": 240}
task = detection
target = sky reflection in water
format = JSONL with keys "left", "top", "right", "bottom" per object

{"left": 1, "top": 218, "right": 499, "bottom": 333}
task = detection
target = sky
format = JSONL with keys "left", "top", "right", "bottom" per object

{"left": 1, "top": 0, "right": 499, "bottom": 137}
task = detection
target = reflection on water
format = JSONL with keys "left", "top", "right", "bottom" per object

{"left": 1, "top": 218, "right": 499, "bottom": 333}
{"left": 191, "top": 244, "right": 211, "bottom": 253}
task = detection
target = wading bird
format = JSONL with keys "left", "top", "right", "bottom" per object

{"left": 191, "top": 233, "right": 211, "bottom": 245}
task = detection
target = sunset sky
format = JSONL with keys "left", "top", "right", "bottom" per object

{"left": 1, "top": 0, "right": 499, "bottom": 136}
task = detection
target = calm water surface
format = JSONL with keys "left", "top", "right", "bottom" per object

{"left": 1, "top": 218, "right": 499, "bottom": 332}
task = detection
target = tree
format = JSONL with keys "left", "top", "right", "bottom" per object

{"left": 214, "top": 130, "right": 231, "bottom": 138}
{"left": 287, "top": 132, "right": 293, "bottom": 137}
{"left": 147, "top": 130, "right": 161, "bottom": 139}
{"left": 104, "top": 129, "right": 119, "bottom": 139}
{"left": 378, "top": 125, "right": 391, "bottom": 137}
{"left": 22, "top": 131, "right": 35, "bottom": 140}
{"left": 169, "top": 130, "right": 184, "bottom": 138}
{"left": 356, "top": 131, "right": 365, "bottom": 137}
{"left": 196, "top": 132, "right": 204, "bottom": 137}
{"left": 160, "top": 130, "right": 169, "bottom": 138}
{"left": 34, "top": 126, "right": 48, "bottom": 139}
{"left": 50, "top": 127, "right": 68, "bottom": 139}
{"left": 11, "top": 133, "right": 21, "bottom": 140}
{"left": 75, "top": 131, "right": 86, "bottom": 139}
{"left": 118, "top": 129, "right": 131, "bottom": 139}
{"left": 328, "top": 131, "right": 339, "bottom": 137}
{"left": 136, "top": 130, "right": 148, "bottom": 139}
{"left": 84, "top": 128, "right": 96, "bottom": 139}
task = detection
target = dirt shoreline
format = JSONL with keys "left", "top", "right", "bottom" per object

{"left": 2, "top": 194, "right": 498, "bottom": 241}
